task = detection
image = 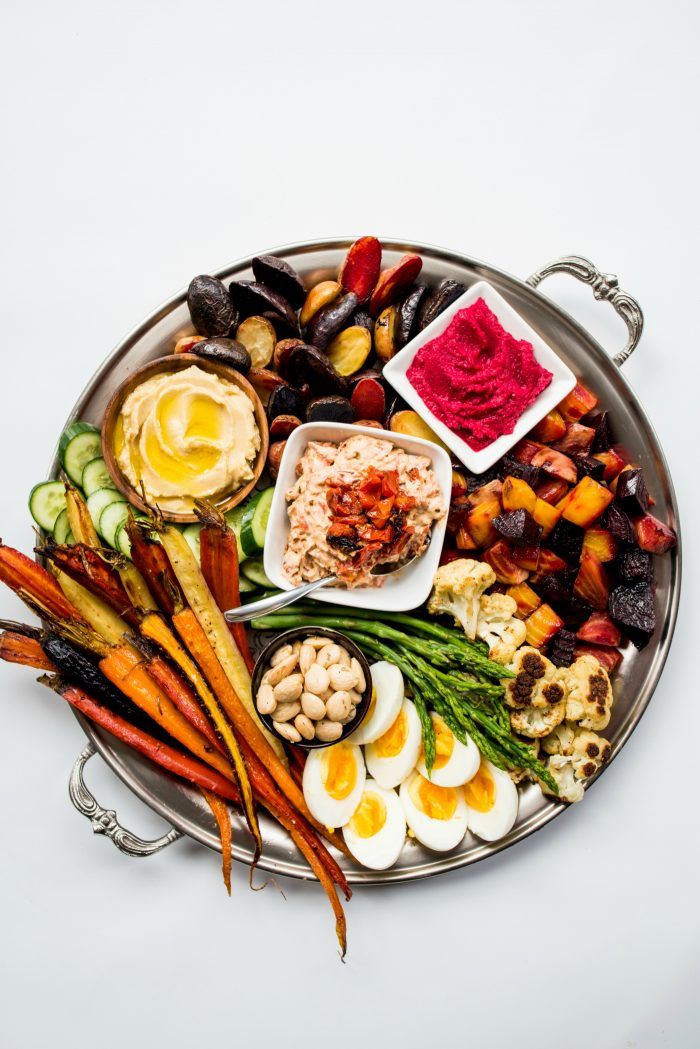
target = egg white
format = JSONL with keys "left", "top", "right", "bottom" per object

{"left": 415, "top": 712, "right": 481, "bottom": 787}
{"left": 400, "top": 771, "right": 468, "bottom": 852}
{"left": 349, "top": 661, "right": 404, "bottom": 745}
{"left": 342, "top": 780, "right": 406, "bottom": 870}
{"left": 302, "top": 742, "right": 366, "bottom": 829}
{"left": 464, "top": 760, "right": 519, "bottom": 842}
{"left": 364, "top": 697, "right": 422, "bottom": 789}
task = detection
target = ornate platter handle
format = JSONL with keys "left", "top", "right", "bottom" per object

{"left": 69, "top": 742, "right": 183, "bottom": 857}
{"left": 526, "top": 255, "right": 643, "bottom": 367}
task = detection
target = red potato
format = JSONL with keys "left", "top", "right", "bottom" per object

{"left": 536, "top": 477, "right": 570, "bottom": 505}
{"left": 369, "top": 254, "right": 423, "bottom": 317}
{"left": 350, "top": 377, "right": 386, "bottom": 421}
{"left": 531, "top": 445, "right": 578, "bottom": 484}
{"left": 552, "top": 423, "right": 596, "bottom": 456}
{"left": 339, "top": 237, "right": 382, "bottom": 303}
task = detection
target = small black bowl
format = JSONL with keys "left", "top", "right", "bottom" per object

{"left": 251, "top": 626, "right": 373, "bottom": 750}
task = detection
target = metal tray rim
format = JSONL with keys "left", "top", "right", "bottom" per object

{"left": 51, "top": 237, "right": 682, "bottom": 885}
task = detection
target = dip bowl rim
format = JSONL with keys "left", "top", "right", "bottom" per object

{"left": 101, "top": 353, "right": 269, "bottom": 524}
{"left": 251, "top": 626, "right": 374, "bottom": 751}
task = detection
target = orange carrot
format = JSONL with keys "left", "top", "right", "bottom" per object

{"left": 98, "top": 643, "right": 233, "bottom": 780}
{"left": 0, "top": 630, "right": 57, "bottom": 671}
{"left": 0, "top": 542, "right": 82, "bottom": 621}
{"left": 202, "top": 789, "right": 233, "bottom": 894}
{"left": 144, "top": 651, "right": 223, "bottom": 753}
{"left": 198, "top": 507, "right": 255, "bottom": 674}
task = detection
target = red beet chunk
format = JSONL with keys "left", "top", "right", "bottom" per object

{"left": 615, "top": 468, "right": 650, "bottom": 516}
{"left": 548, "top": 519, "right": 584, "bottom": 563}
{"left": 493, "top": 509, "right": 543, "bottom": 546}
{"left": 573, "top": 455, "right": 606, "bottom": 481}
{"left": 498, "top": 455, "right": 541, "bottom": 487}
{"left": 619, "top": 546, "right": 653, "bottom": 582}
{"left": 634, "top": 514, "right": 677, "bottom": 554}
{"left": 609, "top": 581, "right": 656, "bottom": 635}
{"left": 549, "top": 628, "right": 577, "bottom": 668}
{"left": 576, "top": 612, "right": 622, "bottom": 647}
{"left": 600, "top": 502, "right": 635, "bottom": 543}
{"left": 586, "top": 409, "right": 613, "bottom": 453}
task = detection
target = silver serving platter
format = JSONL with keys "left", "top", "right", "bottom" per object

{"left": 58, "top": 240, "right": 681, "bottom": 884}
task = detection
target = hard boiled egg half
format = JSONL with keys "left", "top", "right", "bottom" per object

{"left": 364, "top": 697, "right": 422, "bottom": 789}
{"left": 302, "top": 742, "right": 366, "bottom": 829}
{"left": 342, "top": 780, "right": 406, "bottom": 870}
{"left": 349, "top": 661, "right": 404, "bottom": 745}
{"left": 463, "top": 759, "right": 519, "bottom": 842}
{"left": 400, "top": 771, "right": 468, "bottom": 852}
{"left": 415, "top": 712, "right": 480, "bottom": 787}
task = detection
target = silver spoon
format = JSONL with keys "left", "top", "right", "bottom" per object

{"left": 225, "top": 537, "right": 430, "bottom": 624}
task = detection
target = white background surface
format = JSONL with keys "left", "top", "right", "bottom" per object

{"left": 1, "top": 2, "right": 697, "bottom": 1047}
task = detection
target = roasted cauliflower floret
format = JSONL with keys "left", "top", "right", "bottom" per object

{"left": 476, "top": 593, "right": 527, "bottom": 665}
{"left": 540, "top": 722, "right": 612, "bottom": 802}
{"left": 503, "top": 647, "right": 568, "bottom": 710}
{"left": 508, "top": 739, "right": 541, "bottom": 784}
{"left": 427, "top": 558, "right": 496, "bottom": 640}
{"left": 562, "top": 654, "right": 613, "bottom": 731}
{"left": 509, "top": 698, "right": 567, "bottom": 738}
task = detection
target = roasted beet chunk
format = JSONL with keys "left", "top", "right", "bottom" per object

{"left": 549, "top": 628, "right": 577, "bottom": 668}
{"left": 493, "top": 509, "right": 543, "bottom": 546}
{"left": 586, "top": 410, "right": 613, "bottom": 453}
{"left": 609, "top": 581, "right": 655, "bottom": 636}
{"left": 466, "top": 465, "right": 501, "bottom": 492}
{"left": 548, "top": 519, "right": 584, "bottom": 563}
{"left": 537, "top": 572, "right": 576, "bottom": 606}
{"left": 619, "top": 546, "right": 653, "bottom": 583}
{"left": 498, "top": 455, "right": 541, "bottom": 487}
{"left": 573, "top": 455, "right": 606, "bottom": 481}
{"left": 600, "top": 502, "right": 635, "bottom": 543}
{"left": 615, "top": 468, "right": 650, "bottom": 516}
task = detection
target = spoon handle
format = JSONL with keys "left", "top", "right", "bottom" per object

{"left": 224, "top": 575, "right": 337, "bottom": 624}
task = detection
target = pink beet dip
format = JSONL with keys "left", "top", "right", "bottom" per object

{"left": 406, "top": 298, "right": 553, "bottom": 451}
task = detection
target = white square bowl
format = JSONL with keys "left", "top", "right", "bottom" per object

{"left": 383, "top": 279, "right": 576, "bottom": 474}
{"left": 263, "top": 421, "right": 452, "bottom": 611}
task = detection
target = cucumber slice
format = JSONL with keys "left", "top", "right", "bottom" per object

{"left": 239, "top": 487, "right": 274, "bottom": 555}
{"left": 114, "top": 521, "right": 132, "bottom": 559}
{"left": 58, "top": 421, "right": 99, "bottom": 464}
{"left": 29, "top": 481, "right": 66, "bottom": 532}
{"left": 99, "top": 501, "right": 130, "bottom": 549}
{"left": 224, "top": 504, "right": 248, "bottom": 563}
{"left": 87, "top": 488, "right": 126, "bottom": 533}
{"left": 53, "top": 508, "right": 71, "bottom": 544}
{"left": 238, "top": 574, "right": 257, "bottom": 593}
{"left": 63, "top": 430, "right": 103, "bottom": 486}
{"left": 182, "top": 523, "right": 202, "bottom": 563}
{"left": 82, "top": 456, "right": 115, "bottom": 496}
{"left": 241, "top": 557, "right": 274, "bottom": 589}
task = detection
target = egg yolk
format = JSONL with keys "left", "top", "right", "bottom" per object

{"left": 365, "top": 687, "right": 378, "bottom": 723}
{"left": 374, "top": 708, "right": 408, "bottom": 758}
{"left": 421, "top": 716, "right": 454, "bottom": 770}
{"left": 410, "top": 775, "right": 458, "bottom": 821}
{"left": 348, "top": 791, "right": 387, "bottom": 839}
{"left": 464, "top": 761, "right": 496, "bottom": 813}
{"left": 321, "top": 744, "right": 357, "bottom": 800}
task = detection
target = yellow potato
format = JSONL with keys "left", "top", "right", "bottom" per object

{"left": 389, "top": 410, "right": 450, "bottom": 452}
{"left": 374, "top": 304, "right": 398, "bottom": 361}
{"left": 300, "top": 280, "right": 341, "bottom": 327}
{"left": 236, "top": 315, "right": 276, "bottom": 368}
{"left": 326, "top": 325, "right": 372, "bottom": 376}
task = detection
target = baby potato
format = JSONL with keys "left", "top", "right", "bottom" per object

{"left": 374, "top": 304, "right": 399, "bottom": 361}
{"left": 300, "top": 280, "right": 341, "bottom": 327}
{"left": 236, "top": 315, "right": 277, "bottom": 368}
{"left": 326, "top": 325, "right": 372, "bottom": 377}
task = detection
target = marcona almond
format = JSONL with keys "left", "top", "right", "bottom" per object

{"left": 274, "top": 701, "right": 301, "bottom": 723}
{"left": 273, "top": 673, "right": 303, "bottom": 703}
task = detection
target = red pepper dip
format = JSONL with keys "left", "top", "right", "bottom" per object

{"left": 406, "top": 297, "right": 553, "bottom": 450}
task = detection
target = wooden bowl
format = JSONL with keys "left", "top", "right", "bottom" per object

{"left": 102, "top": 354, "right": 269, "bottom": 523}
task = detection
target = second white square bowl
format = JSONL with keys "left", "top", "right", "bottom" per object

{"left": 263, "top": 421, "right": 452, "bottom": 611}
{"left": 383, "top": 279, "right": 576, "bottom": 474}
